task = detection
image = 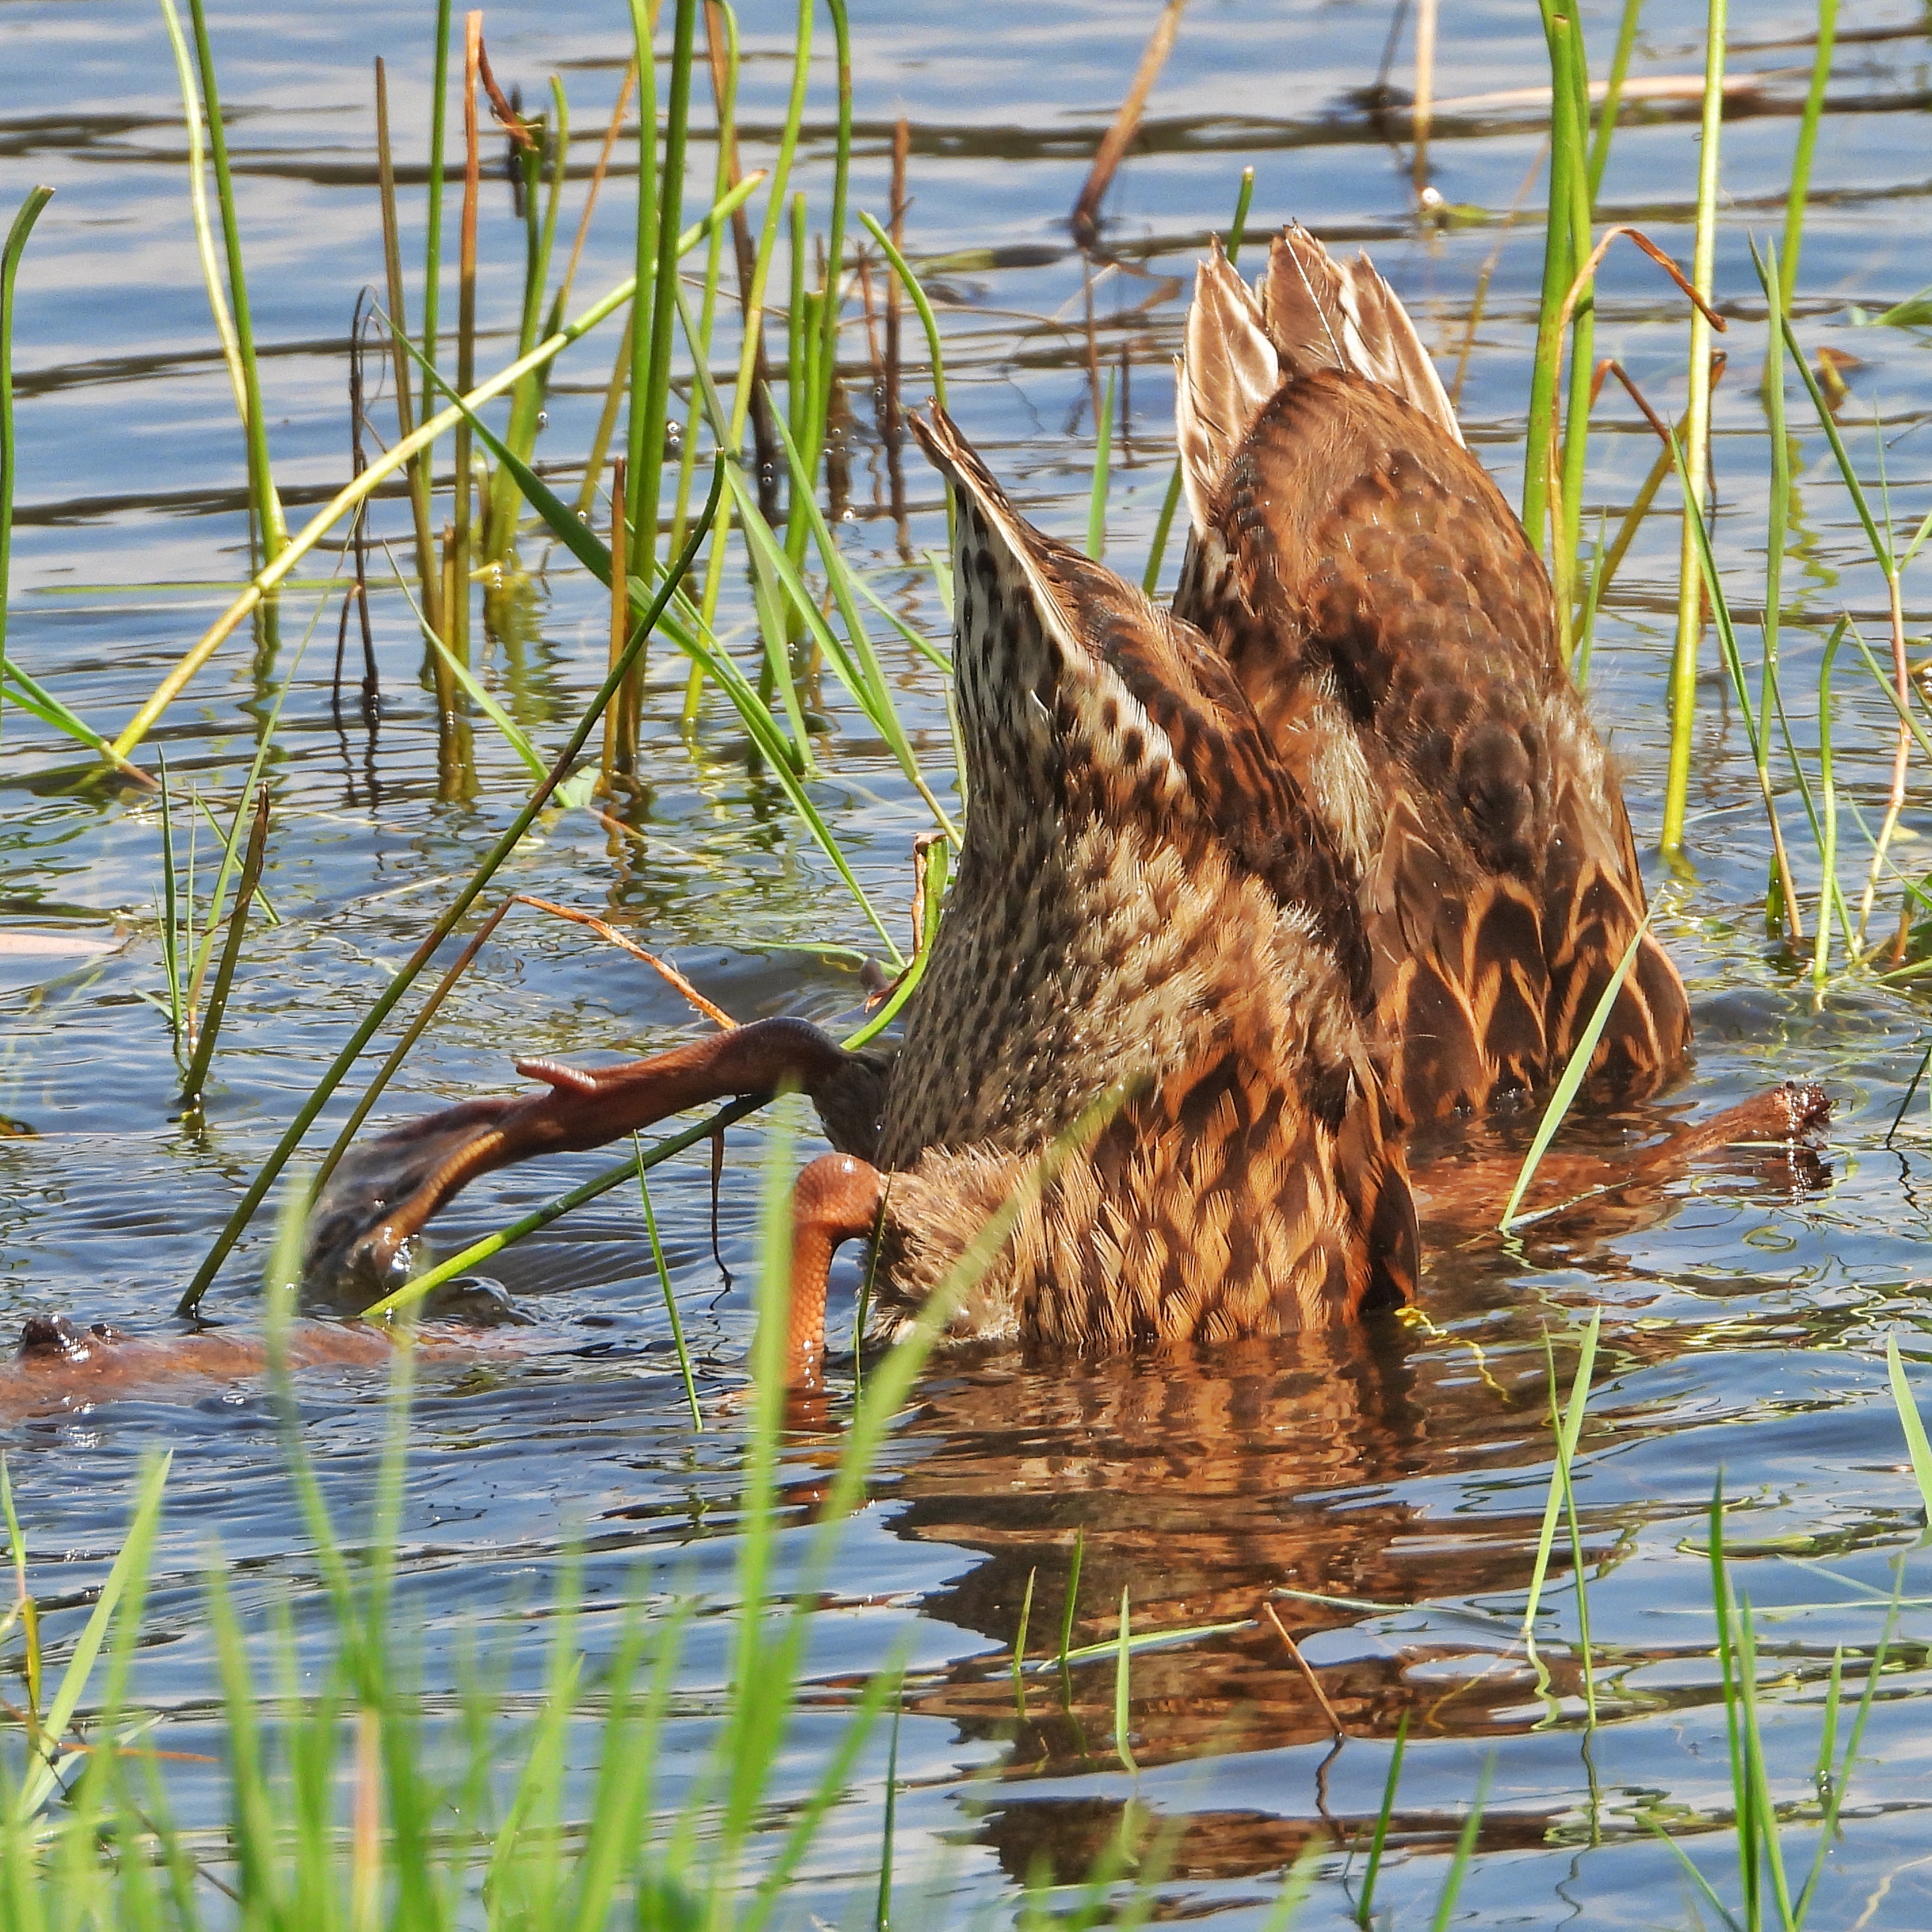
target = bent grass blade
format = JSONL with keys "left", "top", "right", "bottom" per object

{"left": 1500, "top": 911, "right": 1654, "bottom": 1231}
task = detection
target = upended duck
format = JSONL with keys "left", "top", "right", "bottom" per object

{"left": 304, "top": 227, "right": 1825, "bottom": 1385}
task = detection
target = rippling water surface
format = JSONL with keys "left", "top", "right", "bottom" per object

{"left": 6, "top": 0, "right": 1932, "bottom": 1922}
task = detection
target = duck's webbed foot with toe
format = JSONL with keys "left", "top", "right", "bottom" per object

{"left": 303, "top": 1017, "right": 888, "bottom": 1304}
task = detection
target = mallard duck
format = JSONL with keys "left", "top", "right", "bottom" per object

{"left": 305, "top": 230, "right": 1807, "bottom": 1387}
{"left": 307, "top": 402, "right": 1417, "bottom": 1382}
{"left": 1172, "top": 228, "right": 1691, "bottom": 1122}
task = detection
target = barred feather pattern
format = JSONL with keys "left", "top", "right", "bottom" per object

{"left": 1173, "top": 231, "right": 1690, "bottom": 1123}
{"left": 870, "top": 409, "right": 1419, "bottom": 1347}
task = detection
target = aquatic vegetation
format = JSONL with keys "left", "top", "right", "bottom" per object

{"left": 3, "top": 0, "right": 1932, "bottom": 1923}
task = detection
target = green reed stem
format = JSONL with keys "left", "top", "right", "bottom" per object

{"left": 178, "top": 783, "right": 268, "bottom": 1116}
{"left": 1777, "top": 0, "right": 1837, "bottom": 312}
{"left": 1010, "top": 1567, "right": 1036, "bottom": 1718}
{"left": 1660, "top": 0, "right": 1726, "bottom": 855}
{"left": 1428, "top": 1761, "right": 1490, "bottom": 1932}
{"left": 1813, "top": 619, "right": 1843, "bottom": 983}
{"left": 1114, "top": 1586, "right": 1137, "bottom": 1773}
{"left": 725, "top": 0, "right": 811, "bottom": 460}
{"left": 1058, "top": 1526, "right": 1085, "bottom": 1698}
{"left": 420, "top": 0, "right": 452, "bottom": 544}
{"left": 1520, "top": 1311, "right": 1600, "bottom": 1641}
{"left": 486, "top": 80, "right": 570, "bottom": 563}
{"left": 157, "top": 0, "right": 244, "bottom": 422}
{"left": 157, "top": 753, "right": 182, "bottom": 1050}
{"left": 186, "top": 0, "right": 285, "bottom": 562}
{"left": 375, "top": 59, "right": 440, "bottom": 638}
{"left": 1355, "top": 1713, "right": 1407, "bottom": 1928}
{"left": 637, "top": 1151, "right": 703, "bottom": 1430}
{"left": 808, "top": 0, "right": 853, "bottom": 489}
{"left": 1585, "top": 0, "right": 1643, "bottom": 201}
{"left": 1546, "top": 1331, "right": 1598, "bottom": 1725}
{"left": 876, "top": 1693, "right": 900, "bottom": 1932}
{"left": 1755, "top": 240, "right": 1801, "bottom": 937}
{"left": 452, "top": 13, "right": 480, "bottom": 664}
{"left": 184, "top": 629, "right": 304, "bottom": 1016}
{"left": 177, "top": 460, "right": 725, "bottom": 1314}
{"left": 785, "top": 189, "right": 811, "bottom": 501}
{"left": 670, "top": 17, "right": 736, "bottom": 564}
{"left": 1088, "top": 367, "right": 1116, "bottom": 560}
{"left": 856, "top": 214, "right": 944, "bottom": 411}
{"left": 1554, "top": 12, "right": 1596, "bottom": 621}
{"left": 1522, "top": 0, "right": 1582, "bottom": 547}
{"left": 1885, "top": 1332, "right": 1932, "bottom": 1514}
{"left": 632, "top": 0, "right": 695, "bottom": 594}
{"left": 0, "top": 186, "right": 51, "bottom": 733}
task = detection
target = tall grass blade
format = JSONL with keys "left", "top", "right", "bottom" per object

{"left": 178, "top": 781, "right": 268, "bottom": 1114}
{"left": 1088, "top": 366, "right": 1115, "bottom": 560}
{"left": 0, "top": 186, "right": 53, "bottom": 748}
{"left": 1518, "top": 1308, "right": 1601, "bottom": 1639}
{"left": 857, "top": 214, "right": 946, "bottom": 411}
{"left": 13, "top": 1452, "right": 170, "bottom": 1823}
{"left": 1355, "top": 1712, "right": 1407, "bottom": 1927}
{"left": 1114, "top": 1585, "right": 1137, "bottom": 1772}
{"left": 1011, "top": 1566, "right": 1036, "bottom": 1718}
{"left": 1777, "top": 0, "right": 1837, "bottom": 311}
{"left": 637, "top": 1153, "right": 703, "bottom": 1429}
{"left": 185, "top": 0, "right": 285, "bottom": 565}
{"left": 1500, "top": 913, "right": 1653, "bottom": 1229}
{"left": 157, "top": 753, "right": 182, "bottom": 1052}
{"left": 1885, "top": 1332, "right": 1932, "bottom": 1517}
{"left": 1428, "top": 1758, "right": 1491, "bottom": 1932}
{"left": 876, "top": 1693, "right": 901, "bottom": 1932}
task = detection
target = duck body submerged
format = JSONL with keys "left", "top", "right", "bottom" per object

{"left": 302, "top": 228, "right": 1773, "bottom": 1386}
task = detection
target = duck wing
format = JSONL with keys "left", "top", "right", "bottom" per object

{"left": 1173, "top": 228, "right": 1689, "bottom": 1121}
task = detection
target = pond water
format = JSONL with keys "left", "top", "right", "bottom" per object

{"left": 5, "top": 0, "right": 1932, "bottom": 1921}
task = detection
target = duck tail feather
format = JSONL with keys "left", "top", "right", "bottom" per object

{"left": 1258, "top": 224, "right": 1464, "bottom": 448}
{"left": 1175, "top": 239, "right": 1280, "bottom": 539}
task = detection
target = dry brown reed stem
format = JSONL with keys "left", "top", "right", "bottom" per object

{"left": 1552, "top": 226, "right": 1727, "bottom": 367}
{"left": 1592, "top": 352, "right": 1727, "bottom": 603}
{"left": 1070, "top": 0, "right": 1187, "bottom": 249}
{"left": 474, "top": 36, "right": 536, "bottom": 151}
{"left": 1263, "top": 1602, "right": 1345, "bottom": 1742}
{"left": 1595, "top": 356, "right": 1670, "bottom": 445}
{"left": 556, "top": 63, "right": 637, "bottom": 322}
{"left": 1411, "top": 0, "right": 1437, "bottom": 204}
{"left": 512, "top": 894, "right": 738, "bottom": 1030}
{"left": 453, "top": 11, "right": 483, "bottom": 665}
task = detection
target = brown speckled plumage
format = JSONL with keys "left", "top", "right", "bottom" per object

{"left": 1173, "top": 228, "right": 1690, "bottom": 1122}
{"left": 868, "top": 411, "right": 1415, "bottom": 1345}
